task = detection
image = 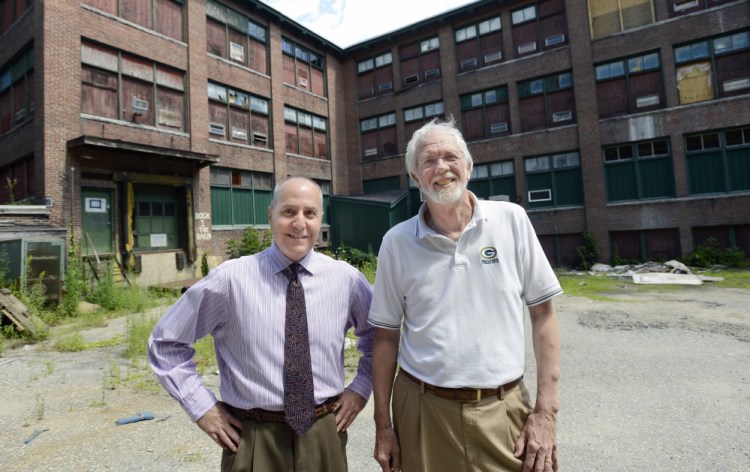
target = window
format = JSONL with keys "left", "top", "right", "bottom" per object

{"left": 210, "top": 167, "right": 273, "bottom": 226}
{"left": 357, "top": 51, "right": 393, "bottom": 99}
{"left": 524, "top": 152, "right": 583, "bottom": 208}
{"left": 603, "top": 139, "right": 674, "bottom": 202}
{"left": 208, "top": 82, "right": 270, "bottom": 148}
{"left": 1, "top": 0, "right": 32, "bottom": 35}
{"left": 588, "top": 0, "right": 654, "bottom": 39}
{"left": 0, "top": 154, "right": 34, "bottom": 203}
{"left": 284, "top": 106, "right": 328, "bottom": 159}
{"left": 363, "top": 176, "right": 400, "bottom": 194}
{"left": 674, "top": 30, "right": 750, "bottom": 105}
{"left": 610, "top": 229, "right": 680, "bottom": 263}
{"left": 82, "top": 0, "right": 184, "bottom": 41}
{"left": 0, "top": 44, "right": 33, "bottom": 134}
{"left": 455, "top": 16, "right": 503, "bottom": 71}
{"left": 282, "top": 38, "right": 325, "bottom": 96}
{"left": 206, "top": 0, "right": 267, "bottom": 74}
{"left": 669, "top": 0, "right": 735, "bottom": 18}
{"left": 467, "top": 161, "right": 516, "bottom": 202}
{"left": 403, "top": 102, "right": 444, "bottom": 149}
{"left": 133, "top": 184, "right": 180, "bottom": 250}
{"left": 314, "top": 179, "right": 332, "bottom": 225}
{"left": 685, "top": 127, "right": 750, "bottom": 195}
{"left": 360, "top": 112, "right": 397, "bottom": 161}
{"left": 517, "top": 71, "right": 574, "bottom": 132}
{"left": 460, "top": 86, "right": 510, "bottom": 141}
{"left": 595, "top": 51, "right": 663, "bottom": 118}
{"left": 692, "top": 224, "right": 750, "bottom": 258}
{"left": 400, "top": 36, "right": 440, "bottom": 88}
{"left": 81, "top": 41, "right": 186, "bottom": 131}
{"left": 511, "top": 0, "right": 568, "bottom": 58}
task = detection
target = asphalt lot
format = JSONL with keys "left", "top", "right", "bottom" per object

{"left": 1, "top": 286, "right": 748, "bottom": 471}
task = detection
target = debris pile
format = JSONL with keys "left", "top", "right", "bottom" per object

{"left": 570, "top": 260, "right": 724, "bottom": 285}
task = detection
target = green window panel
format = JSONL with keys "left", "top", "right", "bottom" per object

{"left": 727, "top": 148, "right": 750, "bottom": 191}
{"left": 255, "top": 191, "right": 272, "bottom": 225}
{"left": 490, "top": 176, "right": 516, "bottom": 200}
{"left": 210, "top": 187, "right": 232, "bottom": 225}
{"left": 640, "top": 158, "right": 675, "bottom": 198}
{"left": 232, "top": 188, "right": 254, "bottom": 226}
{"left": 363, "top": 176, "right": 400, "bottom": 194}
{"left": 688, "top": 151, "right": 725, "bottom": 194}
{"left": 606, "top": 162, "right": 638, "bottom": 201}
{"left": 554, "top": 169, "right": 584, "bottom": 206}
{"left": 526, "top": 173, "right": 552, "bottom": 209}
{"left": 468, "top": 180, "right": 491, "bottom": 198}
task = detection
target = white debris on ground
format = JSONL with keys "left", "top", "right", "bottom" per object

{"left": 568, "top": 260, "right": 724, "bottom": 285}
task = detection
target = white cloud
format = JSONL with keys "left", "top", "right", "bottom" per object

{"left": 260, "top": 0, "right": 476, "bottom": 48}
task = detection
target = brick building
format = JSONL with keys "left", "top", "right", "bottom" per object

{"left": 0, "top": 0, "right": 748, "bottom": 288}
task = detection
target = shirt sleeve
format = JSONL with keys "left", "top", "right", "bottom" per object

{"left": 345, "top": 270, "right": 375, "bottom": 400}
{"left": 147, "top": 270, "right": 229, "bottom": 421}
{"left": 367, "top": 237, "right": 405, "bottom": 329}
{"left": 516, "top": 207, "right": 563, "bottom": 306}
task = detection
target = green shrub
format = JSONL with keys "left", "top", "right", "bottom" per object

{"left": 681, "top": 238, "right": 748, "bottom": 268}
{"left": 226, "top": 226, "right": 272, "bottom": 259}
{"left": 332, "top": 244, "right": 377, "bottom": 269}
{"left": 61, "top": 232, "right": 88, "bottom": 318}
{"left": 576, "top": 232, "right": 600, "bottom": 270}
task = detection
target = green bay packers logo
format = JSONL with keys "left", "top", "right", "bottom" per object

{"left": 480, "top": 247, "right": 499, "bottom": 264}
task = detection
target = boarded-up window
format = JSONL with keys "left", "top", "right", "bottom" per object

{"left": 677, "top": 62, "right": 713, "bottom": 104}
{"left": 312, "top": 67, "right": 325, "bottom": 96}
{"left": 519, "top": 95, "right": 546, "bottom": 131}
{"left": 155, "top": 0, "right": 183, "bottom": 41}
{"left": 285, "top": 122, "right": 298, "bottom": 154}
{"left": 81, "top": 67, "right": 118, "bottom": 119}
{"left": 206, "top": 19, "right": 227, "bottom": 57}
{"left": 249, "top": 39, "right": 267, "bottom": 75}
{"left": 283, "top": 55, "right": 296, "bottom": 86}
{"left": 122, "top": 0, "right": 153, "bottom": 30}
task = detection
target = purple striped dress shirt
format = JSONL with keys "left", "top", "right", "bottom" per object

{"left": 148, "top": 243, "right": 374, "bottom": 422}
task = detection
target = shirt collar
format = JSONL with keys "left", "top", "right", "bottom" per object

{"left": 268, "top": 241, "right": 315, "bottom": 275}
{"left": 416, "top": 191, "right": 481, "bottom": 240}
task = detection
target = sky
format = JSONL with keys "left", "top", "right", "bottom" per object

{"left": 259, "top": 0, "right": 478, "bottom": 49}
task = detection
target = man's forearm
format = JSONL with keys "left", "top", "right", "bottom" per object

{"left": 529, "top": 301, "right": 561, "bottom": 415}
{"left": 372, "top": 328, "right": 400, "bottom": 429}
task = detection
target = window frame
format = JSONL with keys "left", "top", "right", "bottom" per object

{"left": 523, "top": 151, "right": 583, "bottom": 209}
{"left": 360, "top": 112, "right": 397, "bottom": 161}
{"left": 283, "top": 106, "right": 329, "bottom": 159}
{"left": 209, "top": 167, "right": 274, "bottom": 227}
{"left": 517, "top": 71, "right": 575, "bottom": 132}
{"left": 685, "top": 126, "right": 750, "bottom": 195}
{"left": 454, "top": 15, "right": 503, "bottom": 71}
{"left": 595, "top": 50, "right": 663, "bottom": 118}
{"left": 207, "top": 81, "right": 271, "bottom": 148}
{"left": 602, "top": 138, "right": 675, "bottom": 202}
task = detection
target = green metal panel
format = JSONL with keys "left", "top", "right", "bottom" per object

{"left": 468, "top": 180, "right": 491, "bottom": 199}
{"left": 232, "top": 188, "right": 253, "bottom": 225}
{"left": 606, "top": 162, "right": 637, "bottom": 201}
{"left": 640, "top": 157, "right": 675, "bottom": 198}
{"left": 688, "top": 151, "right": 725, "bottom": 194}
{"left": 727, "top": 148, "right": 750, "bottom": 191}
{"left": 554, "top": 169, "right": 583, "bottom": 206}
{"left": 526, "top": 173, "right": 552, "bottom": 209}
{"left": 363, "top": 176, "right": 400, "bottom": 194}
{"left": 490, "top": 176, "right": 516, "bottom": 201}
{"left": 254, "top": 190, "right": 272, "bottom": 224}
{"left": 408, "top": 188, "right": 422, "bottom": 216}
{"left": 211, "top": 187, "right": 232, "bottom": 225}
{"left": 330, "top": 191, "right": 408, "bottom": 253}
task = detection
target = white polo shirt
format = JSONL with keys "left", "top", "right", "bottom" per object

{"left": 368, "top": 193, "right": 562, "bottom": 388}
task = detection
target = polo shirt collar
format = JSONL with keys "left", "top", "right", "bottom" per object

{"left": 416, "top": 191, "right": 481, "bottom": 240}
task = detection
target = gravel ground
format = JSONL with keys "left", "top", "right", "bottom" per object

{"left": 0, "top": 284, "right": 748, "bottom": 471}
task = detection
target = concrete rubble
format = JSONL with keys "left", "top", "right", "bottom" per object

{"left": 571, "top": 260, "right": 724, "bottom": 285}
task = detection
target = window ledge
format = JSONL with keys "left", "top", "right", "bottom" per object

{"left": 207, "top": 53, "right": 271, "bottom": 80}
{"left": 81, "top": 114, "right": 189, "bottom": 137}
{"left": 81, "top": 4, "right": 187, "bottom": 46}
{"left": 208, "top": 138, "right": 274, "bottom": 153}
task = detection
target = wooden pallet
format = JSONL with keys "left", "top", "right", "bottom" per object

{"left": 0, "top": 288, "right": 45, "bottom": 336}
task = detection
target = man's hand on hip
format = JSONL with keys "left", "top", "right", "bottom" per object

{"left": 196, "top": 403, "right": 243, "bottom": 452}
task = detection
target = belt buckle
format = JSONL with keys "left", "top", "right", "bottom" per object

{"left": 470, "top": 388, "right": 482, "bottom": 402}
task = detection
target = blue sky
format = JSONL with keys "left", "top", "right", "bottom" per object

{"left": 259, "top": 0, "right": 478, "bottom": 48}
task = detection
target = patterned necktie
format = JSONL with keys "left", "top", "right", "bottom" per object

{"left": 283, "top": 262, "right": 315, "bottom": 436}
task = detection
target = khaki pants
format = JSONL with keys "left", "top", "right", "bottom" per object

{"left": 221, "top": 412, "right": 348, "bottom": 472}
{"left": 393, "top": 371, "right": 532, "bottom": 472}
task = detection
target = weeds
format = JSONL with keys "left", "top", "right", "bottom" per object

{"left": 35, "top": 394, "right": 45, "bottom": 421}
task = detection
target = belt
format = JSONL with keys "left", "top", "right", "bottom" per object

{"left": 227, "top": 395, "right": 340, "bottom": 423}
{"left": 400, "top": 369, "right": 522, "bottom": 402}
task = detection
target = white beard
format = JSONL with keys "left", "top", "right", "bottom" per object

{"left": 422, "top": 177, "right": 468, "bottom": 204}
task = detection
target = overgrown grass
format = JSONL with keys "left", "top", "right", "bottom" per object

{"left": 557, "top": 268, "right": 750, "bottom": 300}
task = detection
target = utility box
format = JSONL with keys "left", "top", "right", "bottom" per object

{"left": 0, "top": 238, "right": 65, "bottom": 304}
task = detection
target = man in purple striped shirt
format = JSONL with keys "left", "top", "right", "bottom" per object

{"left": 148, "top": 177, "right": 374, "bottom": 471}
